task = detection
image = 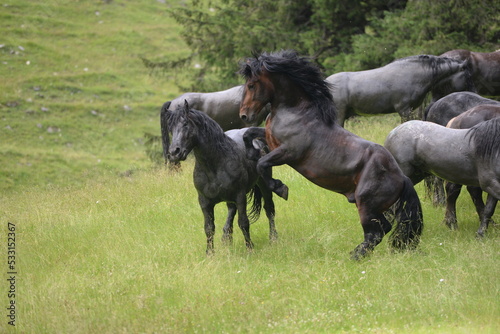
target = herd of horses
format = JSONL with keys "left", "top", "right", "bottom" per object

{"left": 160, "top": 49, "right": 500, "bottom": 259}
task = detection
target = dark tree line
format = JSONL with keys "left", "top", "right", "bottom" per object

{"left": 144, "top": 0, "right": 500, "bottom": 91}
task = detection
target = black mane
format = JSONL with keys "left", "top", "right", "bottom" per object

{"left": 239, "top": 50, "right": 337, "bottom": 126}
{"left": 466, "top": 117, "right": 500, "bottom": 160}
{"left": 167, "top": 105, "right": 234, "bottom": 155}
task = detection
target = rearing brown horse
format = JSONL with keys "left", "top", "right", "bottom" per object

{"left": 239, "top": 50, "right": 423, "bottom": 259}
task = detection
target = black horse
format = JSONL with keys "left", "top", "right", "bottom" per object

{"left": 239, "top": 50, "right": 423, "bottom": 259}
{"left": 160, "top": 100, "right": 287, "bottom": 254}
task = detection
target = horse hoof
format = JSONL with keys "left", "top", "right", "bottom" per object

{"left": 276, "top": 184, "right": 289, "bottom": 200}
{"left": 475, "top": 231, "right": 486, "bottom": 239}
{"left": 443, "top": 220, "right": 458, "bottom": 230}
{"left": 221, "top": 234, "right": 233, "bottom": 245}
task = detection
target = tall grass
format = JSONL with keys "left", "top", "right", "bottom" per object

{"left": 3, "top": 159, "right": 498, "bottom": 333}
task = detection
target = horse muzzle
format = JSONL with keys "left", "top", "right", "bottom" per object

{"left": 240, "top": 107, "right": 257, "bottom": 123}
{"left": 167, "top": 147, "right": 188, "bottom": 162}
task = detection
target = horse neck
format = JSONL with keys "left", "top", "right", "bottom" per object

{"left": 432, "top": 60, "right": 464, "bottom": 84}
{"left": 269, "top": 74, "right": 308, "bottom": 110}
{"left": 192, "top": 128, "right": 233, "bottom": 168}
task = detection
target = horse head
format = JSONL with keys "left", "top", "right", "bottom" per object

{"left": 163, "top": 100, "right": 196, "bottom": 163}
{"left": 239, "top": 60, "right": 274, "bottom": 123}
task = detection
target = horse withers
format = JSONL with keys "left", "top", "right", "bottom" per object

{"left": 160, "top": 100, "right": 287, "bottom": 254}
{"left": 240, "top": 50, "right": 423, "bottom": 259}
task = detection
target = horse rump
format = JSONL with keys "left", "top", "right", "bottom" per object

{"left": 389, "top": 177, "right": 424, "bottom": 250}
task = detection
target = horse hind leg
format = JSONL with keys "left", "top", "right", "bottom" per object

{"left": 443, "top": 182, "right": 462, "bottom": 230}
{"left": 236, "top": 193, "right": 254, "bottom": 251}
{"left": 351, "top": 212, "right": 390, "bottom": 260}
{"left": 222, "top": 202, "right": 237, "bottom": 245}
{"left": 258, "top": 179, "right": 278, "bottom": 242}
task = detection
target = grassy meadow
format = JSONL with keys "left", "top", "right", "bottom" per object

{"left": 1, "top": 1, "right": 499, "bottom": 333}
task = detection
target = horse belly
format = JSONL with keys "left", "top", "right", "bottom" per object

{"left": 417, "top": 140, "right": 479, "bottom": 186}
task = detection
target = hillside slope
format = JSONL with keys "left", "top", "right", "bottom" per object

{"left": 0, "top": 0, "right": 188, "bottom": 192}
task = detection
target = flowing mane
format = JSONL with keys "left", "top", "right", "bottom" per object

{"left": 167, "top": 105, "right": 233, "bottom": 155}
{"left": 393, "top": 55, "right": 474, "bottom": 90}
{"left": 467, "top": 117, "right": 500, "bottom": 160}
{"left": 239, "top": 50, "right": 337, "bottom": 126}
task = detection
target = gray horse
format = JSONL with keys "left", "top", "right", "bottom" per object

{"left": 326, "top": 55, "right": 470, "bottom": 126}
{"left": 167, "top": 85, "right": 270, "bottom": 131}
{"left": 385, "top": 119, "right": 500, "bottom": 237}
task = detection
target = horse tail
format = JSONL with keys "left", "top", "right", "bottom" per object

{"left": 160, "top": 101, "right": 171, "bottom": 164}
{"left": 247, "top": 185, "right": 263, "bottom": 224}
{"left": 389, "top": 176, "right": 424, "bottom": 250}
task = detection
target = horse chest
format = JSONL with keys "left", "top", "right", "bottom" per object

{"left": 193, "top": 163, "right": 250, "bottom": 200}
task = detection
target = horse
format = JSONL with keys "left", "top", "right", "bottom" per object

{"left": 425, "top": 91, "right": 500, "bottom": 126}
{"left": 239, "top": 50, "right": 423, "bottom": 259}
{"left": 441, "top": 105, "right": 500, "bottom": 231}
{"left": 434, "top": 49, "right": 500, "bottom": 98}
{"left": 384, "top": 118, "right": 500, "bottom": 237}
{"left": 166, "top": 85, "right": 270, "bottom": 131}
{"left": 160, "top": 100, "right": 287, "bottom": 254}
{"left": 423, "top": 92, "right": 500, "bottom": 205}
{"left": 324, "top": 55, "right": 471, "bottom": 126}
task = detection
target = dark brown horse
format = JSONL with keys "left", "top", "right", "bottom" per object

{"left": 239, "top": 50, "right": 423, "bottom": 259}
{"left": 432, "top": 49, "right": 500, "bottom": 100}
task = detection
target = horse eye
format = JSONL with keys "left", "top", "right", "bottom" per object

{"left": 248, "top": 83, "right": 255, "bottom": 90}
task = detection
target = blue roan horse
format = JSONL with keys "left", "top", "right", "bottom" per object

{"left": 239, "top": 50, "right": 423, "bottom": 259}
{"left": 325, "top": 55, "right": 471, "bottom": 126}
{"left": 160, "top": 100, "right": 287, "bottom": 253}
{"left": 385, "top": 118, "right": 500, "bottom": 237}
{"left": 166, "top": 85, "right": 270, "bottom": 131}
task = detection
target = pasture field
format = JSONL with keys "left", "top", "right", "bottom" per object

{"left": 1, "top": 0, "right": 499, "bottom": 333}
{"left": 2, "top": 114, "right": 499, "bottom": 333}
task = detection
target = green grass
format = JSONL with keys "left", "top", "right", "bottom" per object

{"left": 3, "top": 160, "right": 499, "bottom": 333}
{"left": 1, "top": 1, "right": 499, "bottom": 333}
{"left": 0, "top": 0, "right": 189, "bottom": 192}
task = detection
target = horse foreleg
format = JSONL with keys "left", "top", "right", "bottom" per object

{"left": 236, "top": 193, "right": 254, "bottom": 251}
{"left": 443, "top": 182, "right": 462, "bottom": 230}
{"left": 257, "top": 147, "right": 290, "bottom": 200}
{"left": 222, "top": 202, "right": 236, "bottom": 245}
{"left": 351, "top": 211, "right": 389, "bottom": 260}
{"left": 258, "top": 179, "right": 278, "bottom": 242}
{"left": 466, "top": 186, "right": 487, "bottom": 224}
{"left": 199, "top": 196, "right": 216, "bottom": 255}
{"left": 476, "top": 194, "right": 498, "bottom": 238}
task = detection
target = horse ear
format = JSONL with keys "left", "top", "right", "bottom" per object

{"left": 183, "top": 99, "right": 190, "bottom": 117}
